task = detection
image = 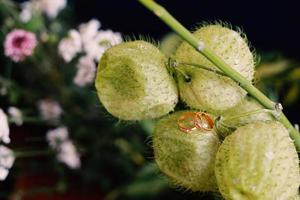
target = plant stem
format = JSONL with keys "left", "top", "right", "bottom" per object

{"left": 178, "top": 61, "right": 227, "bottom": 77}
{"left": 5, "top": 61, "right": 13, "bottom": 79}
{"left": 14, "top": 149, "right": 52, "bottom": 158}
{"left": 222, "top": 109, "right": 275, "bottom": 122}
{"left": 138, "top": 0, "right": 300, "bottom": 151}
{"left": 23, "top": 117, "right": 45, "bottom": 123}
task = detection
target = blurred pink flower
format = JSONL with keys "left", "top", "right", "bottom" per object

{"left": 79, "top": 19, "right": 101, "bottom": 44}
{"left": 4, "top": 29, "right": 37, "bottom": 62}
{"left": 78, "top": 19, "right": 122, "bottom": 61}
{"left": 38, "top": 0, "right": 67, "bottom": 18}
{"left": 38, "top": 99, "right": 63, "bottom": 121}
{"left": 46, "top": 126, "right": 69, "bottom": 149}
{"left": 84, "top": 29, "right": 122, "bottom": 61}
{"left": 46, "top": 127, "right": 81, "bottom": 169}
{"left": 19, "top": 2, "right": 33, "bottom": 23}
{"left": 0, "top": 145, "right": 15, "bottom": 181}
{"left": 0, "top": 109, "right": 10, "bottom": 144}
{"left": 73, "top": 56, "right": 96, "bottom": 87}
{"left": 8, "top": 107, "right": 23, "bottom": 126}
{"left": 58, "top": 29, "right": 82, "bottom": 62}
{"left": 57, "top": 140, "right": 81, "bottom": 169}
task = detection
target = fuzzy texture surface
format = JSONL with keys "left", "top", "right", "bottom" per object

{"left": 216, "top": 96, "right": 273, "bottom": 137}
{"left": 215, "top": 121, "right": 300, "bottom": 200}
{"left": 95, "top": 40, "right": 178, "bottom": 120}
{"left": 153, "top": 111, "right": 220, "bottom": 192}
{"left": 174, "top": 24, "right": 255, "bottom": 114}
{"left": 160, "top": 33, "right": 182, "bottom": 57}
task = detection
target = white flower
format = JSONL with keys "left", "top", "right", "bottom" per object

{"left": 83, "top": 42, "right": 106, "bottom": 62}
{"left": 57, "top": 140, "right": 80, "bottom": 169}
{"left": 84, "top": 30, "right": 122, "bottom": 61}
{"left": 46, "top": 127, "right": 68, "bottom": 149}
{"left": 0, "top": 87, "right": 7, "bottom": 96}
{"left": 79, "top": 19, "right": 101, "bottom": 44}
{"left": 38, "top": 99, "right": 63, "bottom": 121}
{"left": 0, "top": 109, "right": 10, "bottom": 144}
{"left": 19, "top": 2, "right": 32, "bottom": 23}
{"left": 0, "top": 146, "right": 15, "bottom": 168}
{"left": 0, "top": 145, "right": 15, "bottom": 181}
{"left": 37, "top": 0, "right": 67, "bottom": 18}
{"left": 58, "top": 29, "right": 82, "bottom": 62}
{"left": 8, "top": 107, "right": 23, "bottom": 126}
{"left": 78, "top": 19, "right": 122, "bottom": 61}
{"left": 73, "top": 56, "right": 96, "bottom": 87}
{"left": 46, "top": 127, "right": 80, "bottom": 169}
{"left": 96, "top": 30, "right": 123, "bottom": 47}
{"left": 0, "top": 167, "right": 9, "bottom": 181}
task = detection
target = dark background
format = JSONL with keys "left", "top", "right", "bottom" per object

{"left": 72, "top": 0, "right": 300, "bottom": 59}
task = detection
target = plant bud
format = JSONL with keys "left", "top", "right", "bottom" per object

{"left": 216, "top": 97, "right": 273, "bottom": 137}
{"left": 95, "top": 41, "right": 178, "bottom": 120}
{"left": 215, "top": 121, "right": 300, "bottom": 200}
{"left": 174, "top": 24, "right": 255, "bottom": 114}
{"left": 153, "top": 111, "right": 220, "bottom": 191}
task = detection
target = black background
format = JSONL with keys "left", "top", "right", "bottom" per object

{"left": 73, "top": 0, "right": 300, "bottom": 59}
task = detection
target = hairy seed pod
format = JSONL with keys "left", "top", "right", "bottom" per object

{"left": 174, "top": 24, "right": 255, "bottom": 114}
{"left": 216, "top": 96, "right": 273, "bottom": 137}
{"left": 160, "top": 33, "right": 182, "bottom": 57}
{"left": 153, "top": 111, "right": 220, "bottom": 191}
{"left": 215, "top": 121, "right": 300, "bottom": 200}
{"left": 95, "top": 40, "right": 178, "bottom": 120}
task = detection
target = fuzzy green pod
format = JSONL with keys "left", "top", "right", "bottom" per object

{"left": 174, "top": 24, "right": 255, "bottom": 114}
{"left": 153, "top": 111, "right": 220, "bottom": 191}
{"left": 160, "top": 33, "right": 182, "bottom": 57}
{"left": 95, "top": 41, "right": 178, "bottom": 120}
{"left": 216, "top": 96, "right": 273, "bottom": 137}
{"left": 215, "top": 121, "right": 300, "bottom": 200}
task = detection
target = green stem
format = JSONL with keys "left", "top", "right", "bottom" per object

{"left": 179, "top": 61, "right": 227, "bottom": 77}
{"left": 138, "top": 0, "right": 300, "bottom": 151}
{"left": 14, "top": 149, "right": 52, "bottom": 158}
{"left": 23, "top": 117, "right": 45, "bottom": 123}
{"left": 5, "top": 61, "right": 13, "bottom": 79}
{"left": 169, "top": 57, "right": 227, "bottom": 77}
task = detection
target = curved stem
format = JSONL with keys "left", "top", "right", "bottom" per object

{"left": 222, "top": 109, "right": 274, "bottom": 122}
{"left": 169, "top": 57, "right": 227, "bottom": 77}
{"left": 138, "top": 0, "right": 300, "bottom": 151}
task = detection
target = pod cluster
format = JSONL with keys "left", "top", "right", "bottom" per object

{"left": 95, "top": 24, "right": 300, "bottom": 199}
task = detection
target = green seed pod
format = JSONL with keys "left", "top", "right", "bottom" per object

{"left": 153, "top": 111, "right": 220, "bottom": 191}
{"left": 216, "top": 96, "right": 273, "bottom": 137}
{"left": 174, "top": 24, "right": 255, "bottom": 114}
{"left": 215, "top": 121, "right": 300, "bottom": 200}
{"left": 95, "top": 40, "right": 178, "bottom": 120}
{"left": 160, "top": 33, "right": 182, "bottom": 57}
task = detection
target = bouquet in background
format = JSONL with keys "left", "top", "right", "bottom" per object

{"left": 0, "top": 1, "right": 170, "bottom": 199}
